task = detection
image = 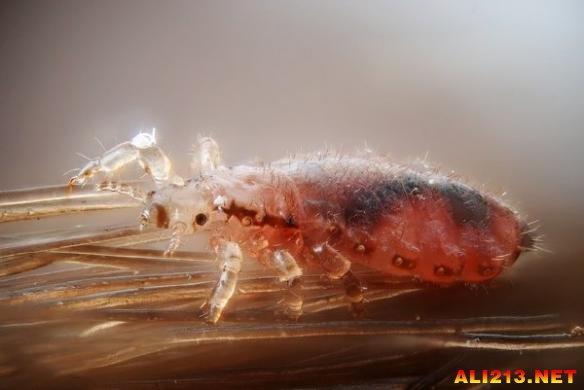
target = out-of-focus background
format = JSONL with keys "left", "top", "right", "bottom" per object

{"left": 0, "top": 1, "right": 583, "bottom": 386}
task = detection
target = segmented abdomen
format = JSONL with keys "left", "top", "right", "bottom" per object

{"left": 286, "top": 158, "right": 531, "bottom": 284}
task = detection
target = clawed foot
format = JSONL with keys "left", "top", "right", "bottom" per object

{"left": 275, "top": 277, "right": 303, "bottom": 320}
{"left": 199, "top": 301, "right": 222, "bottom": 324}
{"left": 68, "top": 160, "right": 101, "bottom": 187}
{"left": 274, "top": 299, "right": 303, "bottom": 321}
{"left": 342, "top": 272, "right": 366, "bottom": 318}
{"left": 348, "top": 299, "right": 366, "bottom": 319}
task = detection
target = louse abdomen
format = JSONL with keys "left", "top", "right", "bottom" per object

{"left": 301, "top": 173, "right": 531, "bottom": 284}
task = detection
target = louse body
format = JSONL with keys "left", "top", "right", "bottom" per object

{"left": 69, "top": 131, "right": 534, "bottom": 323}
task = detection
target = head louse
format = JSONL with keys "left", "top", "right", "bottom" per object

{"left": 68, "top": 133, "right": 538, "bottom": 322}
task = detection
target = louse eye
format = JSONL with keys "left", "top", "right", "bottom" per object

{"left": 194, "top": 213, "right": 209, "bottom": 226}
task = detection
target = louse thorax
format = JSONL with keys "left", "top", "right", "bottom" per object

{"left": 203, "top": 166, "right": 306, "bottom": 260}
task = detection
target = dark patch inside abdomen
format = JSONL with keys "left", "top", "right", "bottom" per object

{"left": 341, "top": 174, "right": 489, "bottom": 229}
{"left": 434, "top": 181, "right": 489, "bottom": 227}
{"left": 343, "top": 175, "right": 427, "bottom": 228}
{"left": 343, "top": 187, "right": 383, "bottom": 227}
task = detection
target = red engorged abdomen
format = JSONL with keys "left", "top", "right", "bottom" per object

{"left": 340, "top": 195, "right": 524, "bottom": 284}
{"left": 250, "top": 158, "right": 530, "bottom": 285}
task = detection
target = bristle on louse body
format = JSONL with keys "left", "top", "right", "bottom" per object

{"left": 212, "top": 155, "right": 534, "bottom": 285}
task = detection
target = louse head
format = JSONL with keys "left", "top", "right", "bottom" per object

{"left": 145, "top": 180, "right": 216, "bottom": 234}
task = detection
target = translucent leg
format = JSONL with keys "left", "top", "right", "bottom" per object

{"left": 191, "top": 136, "right": 221, "bottom": 175}
{"left": 96, "top": 181, "right": 146, "bottom": 203}
{"left": 205, "top": 241, "right": 243, "bottom": 324}
{"left": 163, "top": 222, "right": 187, "bottom": 257}
{"left": 270, "top": 249, "right": 304, "bottom": 319}
{"left": 313, "top": 243, "right": 365, "bottom": 317}
{"left": 341, "top": 270, "right": 365, "bottom": 317}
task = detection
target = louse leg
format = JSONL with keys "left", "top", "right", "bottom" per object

{"left": 138, "top": 204, "right": 153, "bottom": 230}
{"left": 135, "top": 190, "right": 187, "bottom": 256}
{"left": 314, "top": 243, "right": 365, "bottom": 317}
{"left": 191, "top": 136, "right": 221, "bottom": 175}
{"left": 137, "top": 190, "right": 158, "bottom": 231}
{"left": 340, "top": 270, "right": 366, "bottom": 317}
{"left": 163, "top": 222, "right": 187, "bottom": 257}
{"left": 269, "top": 250, "right": 304, "bottom": 319}
{"left": 96, "top": 181, "right": 146, "bottom": 203}
{"left": 204, "top": 241, "right": 243, "bottom": 324}
{"left": 69, "top": 130, "right": 183, "bottom": 188}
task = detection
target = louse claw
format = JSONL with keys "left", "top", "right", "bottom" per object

{"left": 198, "top": 301, "right": 221, "bottom": 324}
{"left": 68, "top": 160, "right": 101, "bottom": 187}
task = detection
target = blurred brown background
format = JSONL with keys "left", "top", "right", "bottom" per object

{"left": 1, "top": 1, "right": 583, "bottom": 303}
